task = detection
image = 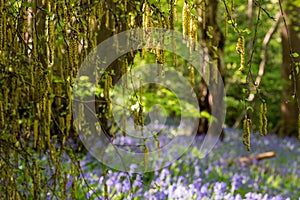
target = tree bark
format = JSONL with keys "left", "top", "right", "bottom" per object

{"left": 96, "top": 0, "right": 136, "bottom": 137}
{"left": 196, "top": 0, "right": 225, "bottom": 139}
{"left": 279, "top": 2, "right": 300, "bottom": 136}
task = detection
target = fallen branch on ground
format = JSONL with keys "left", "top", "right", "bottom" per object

{"left": 238, "top": 151, "right": 276, "bottom": 164}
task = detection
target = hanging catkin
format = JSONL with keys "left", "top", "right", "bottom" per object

{"left": 0, "top": 0, "right": 4, "bottom": 49}
{"left": 189, "top": 66, "right": 195, "bottom": 87}
{"left": 192, "top": 18, "right": 198, "bottom": 51}
{"left": 122, "top": 113, "right": 127, "bottom": 136}
{"left": 205, "top": 63, "right": 210, "bottom": 84}
{"left": 63, "top": 2, "right": 69, "bottom": 36}
{"left": 31, "top": 14, "right": 37, "bottom": 56}
{"left": 34, "top": 117, "right": 39, "bottom": 149}
{"left": 259, "top": 103, "right": 263, "bottom": 136}
{"left": 258, "top": 102, "right": 268, "bottom": 136}
{"left": 0, "top": 101, "right": 3, "bottom": 128}
{"left": 188, "top": 17, "right": 193, "bottom": 49}
{"left": 72, "top": 180, "right": 77, "bottom": 199}
{"left": 14, "top": 142, "right": 19, "bottom": 167}
{"left": 298, "top": 114, "right": 300, "bottom": 141}
{"left": 97, "top": 1, "right": 104, "bottom": 27}
{"left": 144, "top": 145, "right": 149, "bottom": 172}
{"left": 182, "top": 1, "right": 190, "bottom": 40}
{"left": 68, "top": 40, "right": 74, "bottom": 77}
{"left": 63, "top": 172, "right": 68, "bottom": 199}
{"left": 105, "top": 9, "right": 110, "bottom": 29}
{"left": 134, "top": 108, "right": 139, "bottom": 130}
{"left": 48, "top": 2, "right": 55, "bottom": 65}
{"left": 213, "top": 59, "right": 218, "bottom": 84}
{"left": 139, "top": 79, "right": 144, "bottom": 132}
{"left": 202, "top": 0, "right": 206, "bottom": 29}
{"left": 104, "top": 75, "right": 112, "bottom": 118}
{"left": 46, "top": 98, "right": 51, "bottom": 148}
{"left": 72, "top": 24, "right": 79, "bottom": 77}
{"left": 157, "top": 138, "right": 161, "bottom": 156}
{"left": 35, "top": 160, "right": 40, "bottom": 193}
{"left": 142, "top": 1, "right": 151, "bottom": 28}
{"left": 169, "top": 0, "right": 176, "bottom": 30}
{"left": 72, "top": 164, "right": 80, "bottom": 196}
{"left": 170, "top": 0, "right": 177, "bottom": 67}
{"left": 104, "top": 182, "right": 108, "bottom": 199}
{"left": 243, "top": 118, "right": 251, "bottom": 151}
{"left": 122, "top": 58, "right": 128, "bottom": 89}
{"left": 188, "top": 16, "right": 197, "bottom": 50}
{"left": 224, "top": 12, "right": 228, "bottom": 37}
{"left": 139, "top": 105, "right": 144, "bottom": 130}
{"left": 236, "top": 36, "right": 245, "bottom": 71}
{"left": 24, "top": 167, "right": 29, "bottom": 188}
{"left": 31, "top": 160, "right": 37, "bottom": 197}
{"left": 262, "top": 102, "right": 267, "bottom": 135}
{"left": 104, "top": 76, "right": 108, "bottom": 101}
{"left": 66, "top": 85, "right": 72, "bottom": 138}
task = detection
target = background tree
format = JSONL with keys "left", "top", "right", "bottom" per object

{"left": 279, "top": 0, "right": 300, "bottom": 137}
{"left": 195, "top": 0, "right": 225, "bottom": 139}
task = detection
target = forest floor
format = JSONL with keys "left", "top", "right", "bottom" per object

{"left": 73, "top": 128, "right": 300, "bottom": 200}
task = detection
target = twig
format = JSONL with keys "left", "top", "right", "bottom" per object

{"left": 246, "top": 0, "right": 263, "bottom": 101}
{"left": 233, "top": 12, "right": 281, "bottom": 128}
{"left": 248, "top": 12, "right": 281, "bottom": 101}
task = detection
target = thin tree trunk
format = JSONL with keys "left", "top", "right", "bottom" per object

{"left": 196, "top": 0, "right": 225, "bottom": 139}
{"left": 279, "top": 2, "right": 300, "bottom": 136}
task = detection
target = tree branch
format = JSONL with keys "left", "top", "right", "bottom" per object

{"left": 238, "top": 151, "right": 276, "bottom": 164}
{"left": 248, "top": 11, "right": 281, "bottom": 101}
{"left": 233, "top": 12, "right": 281, "bottom": 128}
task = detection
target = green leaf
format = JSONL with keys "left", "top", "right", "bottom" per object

{"left": 246, "top": 106, "right": 254, "bottom": 112}
{"left": 291, "top": 95, "right": 295, "bottom": 101}
{"left": 241, "top": 28, "right": 251, "bottom": 34}
{"left": 296, "top": 66, "right": 299, "bottom": 75}
{"left": 291, "top": 52, "right": 299, "bottom": 58}
{"left": 251, "top": 90, "right": 257, "bottom": 95}
{"left": 242, "top": 88, "right": 249, "bottom": 94}
{"left": 227, "top": 19, "right": 234, "bottom": 24}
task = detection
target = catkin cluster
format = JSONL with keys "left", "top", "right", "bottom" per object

{"left": 236, "top": 36, "right": 245, "bottom": 71}
{"left": 189, "top": 66, "right": 195, "bottom": 87}
{"left": 189, "top": 17, "right": 198, "bottom": 51}
{"left": 142, "top": 1, "right": 152, "bottom": 28}
{"left": 133, "top": 80, "right": 144, "bottom": 132}
{"left": 182, "top": 2, "right": 198, "bottom": 53}
{"left": 243, "top": 118, "right": 251, "bottom": 151}
{"left": 0, "top": 1, "right": 3, "bottom": 49}
{"left": 47, "top": 2, "right": 55, "bottom": 65}
{"left": 182, "top": 1, "right": 190, "bottom": 40}
{"left": 224, "top": 12, "right": 228, "bottom": 37}
{"left": 104, "top": 74, "right": 113, "bottom": 119}
{"left": 259, "top": 102, "right": 268, "bottom": 136}
{"left": 169, "top": 0, "right": 176, "bottom": 30}
{"left": 133, "top": 106, "right": 144, "bottom": 130}
{"left": 122, "top": 58, "right": 128, "bottom": 89}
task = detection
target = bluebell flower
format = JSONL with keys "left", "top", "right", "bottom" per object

{"left": 231, "top": 173, "right": 243, "bottom": 193}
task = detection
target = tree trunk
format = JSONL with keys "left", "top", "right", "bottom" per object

{"left": 196, "top": 0, "right": 225, "bottom": 139}
{"left": 96, "top": 0, "right": 136, "bottom": 137}
{"left": 279, "top": 2, "right": 300, "bottom": 136}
